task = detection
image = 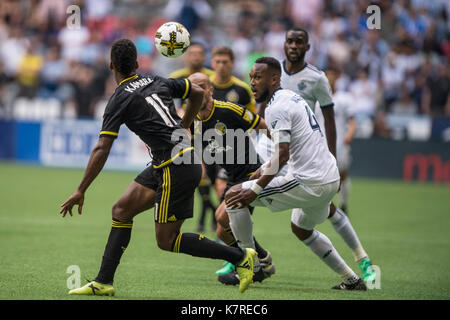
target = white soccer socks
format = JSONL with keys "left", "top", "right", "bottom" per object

{"left": 329, "top": 208, "right": 368, "bottom": 262}
{"left": 303, "top": 230, "right": 359, "bottom": 284}
{"left": 226, "top": 207, "right": 255, "bottom": 250}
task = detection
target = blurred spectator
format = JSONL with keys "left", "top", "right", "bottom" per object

{"left": 391, "top": 88, "right": 419, "bottom": 115}
{"left": 327, "top": 32, "right": 351, "bottom": 66}
{"left": 85, "top": 0, "right": 112, "bottom": 21}
{"left": 0, "top": 26, "right": 29, "bottom": 77}
{"left": 35, "top": 0, "right": 67, "bottom": 26}
{"left": 263, "top": 19, "right": 287, "bottom": 61}
{"left": 286, "top": 0, "right": 323, "bottom": 28}
{"left": 163, "top": 0, "right": 213, "bottom": 33}
{"left": 381, "top": 52, "right": 405, "bottom": 108}
{"left": 357, "top": 30, "right": 389, "bottom": 81}
{"left": 17, "top": 42, "right": 43, "bottom": 98}
{"left": 58, "top": 24, "right": 90, "bottom": 62}
{"left": 67, "top": 62, "right": 97, "bottom": 118}
{"left": 349, "top": 68, "right": 378, "bottom": 117}
{"left": 421, "top": 62, "right": 450, "bottom": 116}
{"left": 79, "top": 29, "right": 105, "bottom": 66}
{"left": 38, "top": 45, "right": 67, "bottom": 100}
{"left": 0, "top": 61, "right": 8, "bottom": 115}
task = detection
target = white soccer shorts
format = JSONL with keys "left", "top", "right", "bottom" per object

{"left": 242, "top": 174, "right": 339, "bottom": 230}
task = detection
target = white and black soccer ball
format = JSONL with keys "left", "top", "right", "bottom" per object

{"left": 154, "top": 22, "right": 190, "bottom": 58}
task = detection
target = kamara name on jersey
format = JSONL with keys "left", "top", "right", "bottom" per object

{"left": 124, "top": 77, "right": 154, "bottom": 93}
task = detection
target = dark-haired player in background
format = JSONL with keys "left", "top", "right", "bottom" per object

{"left": 210, "top": 46, "right": 257, "bottom": 114}
{"left": 169, "top": 42, "right": 215, "bottom": 82}
{"left": 60, "top": 39, "right": 257, "bottom": 295}
{"left": 169, "top": 42, "right": 218, "bottom": 234}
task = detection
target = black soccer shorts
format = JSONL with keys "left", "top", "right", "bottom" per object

{"left": 135, "top": 163, "right": 202, "bottom": 223}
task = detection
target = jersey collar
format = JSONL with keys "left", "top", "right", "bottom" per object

{"left": 268, "top": 88, "right": 282, "bottom": 105}
{"left": 211, "top": 74, "right": 234, "bottom": 89}
{"left": 282, "top": 60, "right": 308, "bottom": 76}
{"left": 118, "top": 74, "right": 138, "bottom": 86}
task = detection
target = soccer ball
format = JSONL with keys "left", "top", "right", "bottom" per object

{"left": 154, "top": 22, "right": 190, "bottom": 58}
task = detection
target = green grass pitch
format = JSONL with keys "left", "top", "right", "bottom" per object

{"left": 0, "top": 162, "right": 449, "bottom": 300}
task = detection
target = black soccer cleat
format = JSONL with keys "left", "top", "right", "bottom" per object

{"left": 332, "top": 278, "right": 367, "bottom": 291}
{"left": 218, "top": 270, "right": 239, "bottom": 286}
{"left": 218, "top": 268, "right": 272, "bottom": 286}
{"left": 252, "top": 268, "right": 266, "bottom": 283}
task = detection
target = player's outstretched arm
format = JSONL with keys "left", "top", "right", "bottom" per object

{"left": 182, "top": 82, "right": 204, "bottom": 130}
{"left": 60, "top": 136, "right": 114, "bottom": 217}
{"left": 321, "top": 107, "right": 337, "bottom": 158}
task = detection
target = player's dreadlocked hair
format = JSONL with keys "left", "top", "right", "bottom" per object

{"left": 255, "top": 57, "right": 281, "bottom": 76}
{"left": 110, "top": 39, "right": 137, "bottom": 76}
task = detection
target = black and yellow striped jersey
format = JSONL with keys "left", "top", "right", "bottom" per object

{"left": 194, "top": 99, "right": 262, "bottom": 182}
{"left": 169, "top": 67, "right": 215, "bottom": 79}
{"left": 100, "top": 74, "right": 192, "bottom": 168}
{"left": 210, "top": 74, "right": 257, "bottom": 114}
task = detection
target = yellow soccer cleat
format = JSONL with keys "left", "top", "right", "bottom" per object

{"left": 69, "top": 281, "right": 115, "bottom": 296}
{"left": 236, "top": 248, "right": 258, "bottom": 293}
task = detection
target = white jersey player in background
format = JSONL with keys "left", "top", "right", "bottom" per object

{"left": 225, "top": 57, "right": 367, "bottom": 290}
{"left": 324, "top": 66, "right": 356, "bottom": 213}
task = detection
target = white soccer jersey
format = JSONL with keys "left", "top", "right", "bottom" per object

{"left": 264, "top": 88, "right": 339, "bottom": 185}
{"left": 280, "top": 60, "right": 334, "bottom": 113}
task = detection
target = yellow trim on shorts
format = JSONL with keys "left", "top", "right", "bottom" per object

{"left": 164, "top": 167, "right": 171, "bottom": 223}
{"left": 159, "top": 167, "right": 171, "bottom": 223}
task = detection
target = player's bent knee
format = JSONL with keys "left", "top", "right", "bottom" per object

{"left": 155, "top": 232, "right": 175, "bottom": 251}
{"left": 112, "top": 202, "right": 133, "bottom": 222}
{"left": 224, "top": 185, "right": 241, "bottom": 203}
{"left": 155, "top": 226, "right": 180, "bottom": 251}
{"left": 291, "top": 222, "right": 313, "bottom": 241}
